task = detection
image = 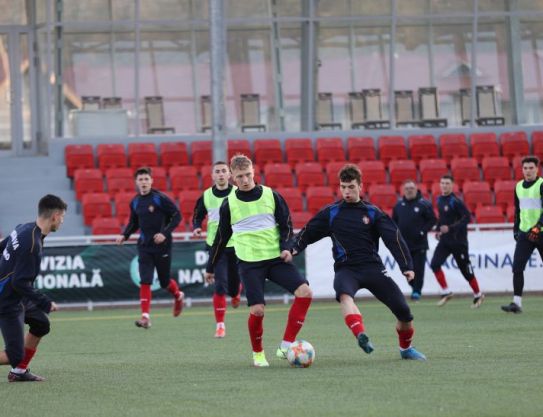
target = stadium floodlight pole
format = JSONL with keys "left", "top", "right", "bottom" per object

{"left": 210, "top": 0, "right": 227, "bottom": 163}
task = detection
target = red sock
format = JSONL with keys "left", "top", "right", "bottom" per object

{"left": 213, "top": 293, "right": 227, "bottom": 323}
{"left": 397, "top": 327, "right": 414, "bottom": 349}
{"left": 167, "top": 279, "right": 181, "bottom": 298}
{"left": 282, "top": 297, "right": 312, "bottom": 343}
{"left": 140, "top": 284, "right": 151, "bottom": 315}
{"left": 248, "top": 314, "right": 264, "bottom": 352}
{"left": 16, "top": 347, "right": 36, "bottom": 370}
{"left": 434, "top": 269, "right": 448, "bottom": 290}
{"left": 468, "top": 276, "right": 480, "bottom": 294}
{"left": 344, "top": 314, "right": 365, "bottom": 338}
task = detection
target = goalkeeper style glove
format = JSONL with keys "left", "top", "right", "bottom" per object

{"left": 527, "top": 224, "right": 542, "bottom": 242}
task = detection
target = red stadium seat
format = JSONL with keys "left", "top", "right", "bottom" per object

{"left": 200, "top": 165, "right": 213, "bottom": 189}
{"left": 378, "top": 136, "right": 407, "bottom": 167}
{"left": 191, "top": 141, "right": 212, "bottom": 168}
{"left": 296, "top": 162, "right": 325, "bottom": 192}
{"left": 439, "top": 133, "right": 468, "bottom": 164}
{"left": 170, "top": 166, "right": 199, "bottom": 192}
{"left": 228, "top": 139, "right": 252, "bottom": 161}
{"left": 254, "top": 139, "right": 283, "bottom": 165}
{"left": 389, "top": 160, "right": 417, "bottom": 190}
{"left": 128, "top": 143, "right": 158, "bottom": 168}
{"left": 74, "top": 168, "right": 104, "bottom": 200}
{"left": 105, "top": 168, "right": 134, "bottom": 196}
{"left": 431, "top": 182, "right": 460, "bottom": 206}
{"left": 500, "top": 131, "right": 529, "bottom": 162}
{"left": 367, "top": 184, "right": 398, "bottom": 211}
{"left": 408, "top": 135, "right": 438, "bottom": 165}
{"left": 114, "top": 192, "right": 134, "bottom": 223}
{"left": 475, "top": 206, "right": 505, "bottom": 224}
{"left": 178, "top": 190, "right": 201, "bottom": 226}
{"left": 276, "top": 187, "right": 304, "bottom": 212}
{"left": 357, "top": 161, "right": 387, "bottom": 186}
{"left": 506, "top": 204, "right": 515, "bottom": 222}
{"left": 450, "top": 158, "right": 480, "bottom": 187}
{"left": 462, "top": 181, "right": 493, "bottom": 212}
{"left": 159, "top": 142, "right": 189, "bottom": 169}
{"left": 91, "top": 217, "right": 121, "bottom": 235}
{"left": 512, "top": 156, "right": 524, "bottom": 180}
{"left": 82, "top": 193, "right": 112, "bottom": 226}
{"left": 325, "top": 161, "right": 349, "bottom": 186}
{"left": 470, "top": 132, "right": 500, "bottom": 164}
{"left": 148, "top": 166, "right": 168, "bottom": 191}
{"left": 65, "top": 144, "right": 94, "bottom": 177}
{"left": 263, "top": 163, "right": 293, "bottom": 188}
{"left": 291, "top": 211, "right": 313, "bottom": 229}
{"left": 532, "top": 131, "right": 543, "bottom": 161}
{"left": 306, "top": 186, "right": 335, "bottom": 214}
{"left": 494, "top": 180, "right": 516, "bottom": 211}
{"left": 97, "top": 144, "right": 127, "bottom": 173}
{"left": 419, "top": 159, "right": 449, "bottom": 188}
{"left": 285, "top": 138, "right": 315, "bottom": 168}
{"left": 481, "top": 156, "right": 512, "bottom": 187}
{"left": 316, "top": 137, "right": 345, "bottom": 167}
{"left": 347, "top": 136, "right": 376, "bottom": 162}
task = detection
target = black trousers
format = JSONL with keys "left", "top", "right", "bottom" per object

{"left": 512, "top": 234, "right": 543, "bottom": 296}
{"left": 430, "top": 240, "right": 474, "bottom": 281}
{"left": 213, "top": 247, "right": 241, "bottom": 297}
{"left": 409, "top": 249, "right": 427, "bottom": 294}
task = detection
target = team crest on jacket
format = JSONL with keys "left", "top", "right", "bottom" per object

{"left": 148, "top": 205, "right": 155, "bottom": 213}
{"left": 362, "top": 215, "right": 370, "bottom": 224}
{"left": 444, "top": 205, "right": 449, "bottom": 212}
{"left": 414, "top": 207, "right": 420, "bottom": 212}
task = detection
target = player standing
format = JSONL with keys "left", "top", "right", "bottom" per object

{"left": 193, "top": 161, "right": 241, "bottom": 338}
{"left": 290, "top": 164, "right": 426, "bottom": 361}
{"left": 205, "top": 155, "right": 312, "bottom": 367}
{"left": 116, "top": 167, "right": 184, "bottom": 328}
{"left": 0, "top": 194, "right": 65, "bottom": 381}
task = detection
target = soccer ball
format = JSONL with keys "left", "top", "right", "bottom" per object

{"left": 286, "top": 340, "right": 315, "bottom": 368}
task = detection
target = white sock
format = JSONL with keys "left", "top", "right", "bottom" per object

{"left": 280, "top": 341, "right": 292, "bottom": 350}
{"left": 216, "top": 322, "right": 225, "bottom": 329}
{"left": 513, "top": 296, "right": 522, "bottom": 307}
{"left": 142, "top": 313, "right": 150, "bottom": 319}
{"left": 474, "top": 292, "right": 482, "bottom": 298}
{"left": 11, "top": 368, "right": 26, "bottom": 374}
{"left": 440, "top": 288, "right": 450, "bottom": 295}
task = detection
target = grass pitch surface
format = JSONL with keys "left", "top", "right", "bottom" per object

{"left": 2, "top": 296, "right": 542, "bottom": 417}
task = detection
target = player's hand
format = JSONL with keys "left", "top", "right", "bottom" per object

{"left": 280, "top": 250, "right": 293, "bottom": 263}
{"left": 192, "top": 228, "right": 203, "bottom": 237}
{"left": 153, "top": 233, "right": 166, "bottom": 244}
{"left": 205, "top": 272, "right": 215, "bottom": 284}
{"left": 292, "top": 248, "right": 298, "bottom": 256}
{"left": 403, "top": 271, "right": 415, "bottom": 282}
{"left": 439, "top": 225, "right": 449, "bottom": 234}
{"left": 116, "top": 235, "right": 126, "bottom": 245}
{"left": 50, "top": 302, "right": 59, "bottom": 312}
{"left": 527, "top": 225, "right": 541, "bottom": 242}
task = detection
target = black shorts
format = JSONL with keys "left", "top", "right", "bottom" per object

{"left": 334, "top": 265, "right": 413, "bottom": 322}
{"left": 138, "top": 249, "right": 172, "bottom": 287}
{"left": 237, "top": 257, "right": 307, "bottom": 306}
{"left": 214, "top": 247, "right": 241, "bottom": 297}
{"left": 0, "top": 300, "right": 50, "bottom": 367}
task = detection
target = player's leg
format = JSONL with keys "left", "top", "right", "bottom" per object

{"left": 451, "top": 244, "right": 484, "bottom": 308}
{"left": 410, "top": 249, "right": 426, "bottom": 300}
{"left": 226, "top": 249, "right": 242, "bottom": 308}
{"left": 155, "top": 250, "right": 184, "bottom": 317}
{"left": 268, "top": 259, "right": 312, "bottom": 358}
{"left": 212, "top": 252, "right": 229, "bottom": 338}
{"left": 502, "top": 238, "right": 535, "bottom": 313}
{"left": 366, "top": 270, "right": 426, "bottom": 361}
{"left": 333, "top": 267, "right": 373, "bottom": 353}
{"left": 136, "top": 251, "right": 155, "bottom": 328}
{"left": 238, "top": 261, "right": 269, "bottom": 367}
{"left": 430, "top": 242, "right": 453, "bottom": 305}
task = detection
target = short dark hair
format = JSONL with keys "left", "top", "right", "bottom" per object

{"left": 213, "top": 161, "right": 228, "bottom": 167}
{"left": 521, "top": 155, "right": 540, "bottom": 166}
{"left": 134, "top": 167, "right": 152, "bottom": 179}
{"left": 339, "top": 164, "right": 362, "bottom": 184}
{"left": 403, "top": 179, "right": 417, "bottom": 186}
{"left": 441, "top": 174, "right": 454, "bottom": 182}
{"left": 38, "top": 194, "right": 67, "bottom": 218}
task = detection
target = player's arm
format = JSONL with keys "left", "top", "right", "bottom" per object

{"left": 421, "top": 200, "right": 437, "bottom": 233}
{"left": 160, "top": 194, "right": 182, "bottom": 235}
{"left": 290, "top": 208, "right": 330, "bottom": 255}
{"left": 273, "top": 190, "right": 295, "bottom": 252}
{"left": 118, "top": 200, "right": 139, "bottom": 243}
{"left": 192, "top": 195, "right": 207, "bottom": 235}
{"left": 513, "top": 190, "right": 520, "bottom": 239}
{"left": 448, "top": 198, "right": 471, "bottom": 231}
{"left": 206, "top": 199, "right": 233, "bottom": 274}
{"left": 375, "top": 211, "right": 413, "bottom": 273}
{"left": 0, "top": 236, "right": 7, "bottom": 253}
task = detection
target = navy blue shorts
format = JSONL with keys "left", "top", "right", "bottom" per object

{"left": 213, "top": 247, "right": 241, "bottom": 297}
{"left": 334, "top": 265, "right": 413, "bottom": 322}
{"left": 237, "top": 257, "right": 307, "bottom": 306}
{"left": 138, "top": 249, "right": 171, "bottom": 288}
